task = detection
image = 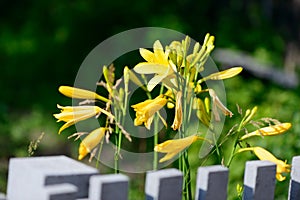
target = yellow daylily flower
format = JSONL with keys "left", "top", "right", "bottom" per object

{"left": 209, "top": 89, "right": 233, "bottom": 121}
{"left": 59, "top": 86, "right": 109, "bottom": 102}
{"left": 171, "top": 91, "right": 183, "bottom": 130}
{"left": 131, "top": 94, "right": 167, "bottom": 129}
{"left": 240, "top": 123, "right": 292, "bottom": 140}
{"left": 238, "top": 147, "right": 291, "bottom": 181}
{"left": 53, "top": 105, "right": 113, "bottom": 134}
{"left": 154, "top": 135, "right": 204, "bottom": 162}
{"left": 78, "top": 127, "right": 106, "bottom": 160}
{"left": 199, "top": 67, "right": 243, "bottom": 83}
{"left": 134, "top": 40, "right": 176, "bottom": 91}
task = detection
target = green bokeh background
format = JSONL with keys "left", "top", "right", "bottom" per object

{"left": 1, "top": 1, "right": 299, "bottom": 199}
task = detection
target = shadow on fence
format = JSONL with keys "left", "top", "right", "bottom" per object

{"left": 1, "top": 155, "right": 300, "bottom": 200}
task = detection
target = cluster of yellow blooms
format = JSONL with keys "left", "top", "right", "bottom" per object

{"left": 54, "top": 33, "right": 292, "bottom": 182}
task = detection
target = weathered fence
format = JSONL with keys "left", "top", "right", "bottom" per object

{"left": 1, "top": 155, "right": 300, "bottom": 200}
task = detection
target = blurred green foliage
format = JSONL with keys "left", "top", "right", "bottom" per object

{"left": 0, "top": 0, "right": 299, "bottom": 199}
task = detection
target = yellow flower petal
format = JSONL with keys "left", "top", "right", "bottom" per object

{"left": 58, "top": 121, "right": 75, "bottom": 134}
{"left": 240, "top": 123, "right": 291, "bottom": 140}
{"left": 153, "top": 40, "right": 169, "bottom": 64}
{"left": 134, "top": 63, "right": 170, "bottom": 74}
{"left": 54, "top": 105, "right": 101, "bottom": 121}
{"left": 201, "top": 67, "right": 243, "bottom": 82}
{"left": 238, "top": 147, "right": 291, "bottom": 181}
{"left": 171, "top": 91, "right": 183, "bottom": 130}
{"left": 144, "top": 115, "right": 154, "bottom": 130}
{"left": 154, "top": 135, "right": 202, "bottom": 162}
{"left": 276, "top": 173, "right": 286, "bottom": 181}
{"left": 133, "top": 40, "right": 174, "bottom": 91}
{"left": 139, "top": 48, "right": 154, "bottom": 62}
{"left": 209, "top": 89, "right": 233, "bottom": 121}
{"left": 78, "top": 127, "right": 106, "bottom": 160}
{"left": 53, "top": 106, "right": 99, "bottom": 122}
{"left": 167, "top": 102, "right": 175, "bottom": 109}
{"left": 53, "top": 105, "right": 113, "bottom": 134}
{"left": 59, "top": 86, "right": 109, "bottom": 102}
{"left": 132, "top": 95, "right": 167, "bottom": 129}
{"left": 147, "top": 74, "right": 165, "bottom": 91}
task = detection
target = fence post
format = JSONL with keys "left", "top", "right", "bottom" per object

{"left": 44, "top": 183, "right": 77, "bottom": 200}
{"left": 0, "top": 193, "right": 5, "bottom": 200}
{"left": 145, "top": 168, "right": 183, "bottom": 200}
{"left": 6, "top": 155, "right": 99, "bottom": 200}
{"left": 89, "top": 174, "right": 129, "bottom": 200}
{"left": 243, "top": 160, "right": 276, "bottom": 200}
{"left": 288, "top": 156, "right": 300, "bottom": 200}
{"left": 195, "top": 165, "right": 229, "bottom": 200}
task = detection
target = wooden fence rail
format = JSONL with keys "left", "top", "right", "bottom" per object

{"left": 1, "top": 155, "right": 300, "bottom": 200}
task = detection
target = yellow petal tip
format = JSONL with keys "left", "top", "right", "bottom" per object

{"left": 78, "top": 155, "right": 84, "bottom": 160}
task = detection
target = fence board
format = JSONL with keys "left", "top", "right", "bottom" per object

{"left": 44, "top": 183, "right": 77, "bottom": 200}
{"left": 3, "top": 155, "right": 300, "bottom": 200}
{"left": 243, "top": 160, "right": 276, "bottom": 200}
{"left": 0, "top": 193, "right": 5, "bottom": 200}
{"left": 89, "top": 174, "right": 129, "bottom": 200}
{"left": 288, "top": 156, "right": 300, "bottom": 200}
{"left": 195, "top": 165, "right": 229, "bottom": 200}
{"left": 145, "top": 168, "right": 183, "bottom": 200}
{"left": 6, "top": 155, "right": 99, "bottom": 200}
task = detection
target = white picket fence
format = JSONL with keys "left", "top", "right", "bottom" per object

{"left": 1, "top": 155, "right": 300, "bottom": 200}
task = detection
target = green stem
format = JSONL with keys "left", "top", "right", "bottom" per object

{"left": 226, "top": 141, "right": 237, "bottom": 168}
{"left": 181, "top": 78, "right": 193, "bottom": 200}
{"left": 226, "top": 121, "right": 244, "bottom": 167}
{"left": 114, "top": 109, "right": 122, "bottom": 173}
{"left": 116, "top": 127, "right": 122, "bottom": 173}
{"left": 96, "top": 108, "right": 112, "bottom": 170}
{"left": 114, "top": 132, "right": 119, "bottom": 173}
{"left": 212, "top": 130, "right": 221, "bottom": 163}
{"left": 153, "top": 116, "right": 159, "bottom": 170}
{"left": 179, "top": 153, "right": 184, "bottom": 198}
{"left": 153, "top": 84, "right": 165, "bottom": 170}
{"left": 116, "top": 109, "right": 124, "bottom": 173}
{"left": 182, "top": 151, "right": 192, "bottom": 200}
{"left": 95, "top": 139, "right": 104, "bottom": 169}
